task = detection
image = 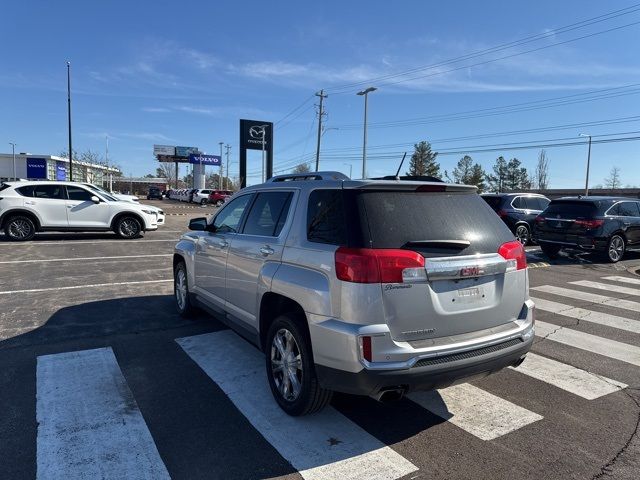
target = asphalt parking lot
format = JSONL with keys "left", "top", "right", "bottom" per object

{"left": 1, "top": 200, "right": 639, "bottom": 480}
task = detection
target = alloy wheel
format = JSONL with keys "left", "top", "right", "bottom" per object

{"left": 270, "top": 328, "right": 303, "bottom": 402}
{"left": 175, "top": 268, "right": 187, "bottom": 310}
{"left": 608, "top": 236, "right": 624, "bottom": 262}
{"left": 120, "top": 218, "right": 139, "bottom": 237}
{"left": 515, "top": 225, "right": 530, "bottom": 245}
{"left": 8, "top": 219, "right": 32, "bottom": 240}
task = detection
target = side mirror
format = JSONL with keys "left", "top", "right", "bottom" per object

{"left": 90, "top": 196, "right": 101, "bottom": 204}
{"left": 188, "top": 217, "right": 208, "bottom": 231}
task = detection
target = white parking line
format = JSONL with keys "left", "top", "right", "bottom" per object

{"left": 570, "top": 280, "right": 640, "bottom": 297}
{"left": 0, "top": 254, "right": 172, "bottom": 264}
{"left": 0, "top": 239, "right": 177, "bottom": 246}
{"left": 36, "top": 347, "right": 170, "bottom": 480}
{"left": 531, "top": 296, "right": 640, "bottom": 334}
{"left": 177, "top": 331, "right": 418, "bottom": 480}
{"left": 531, "top": 285, "right": 640, "bottom": 312}
{"left": 603, "top": 276, "right": 640, "bottom": 286}
{"left": 510, "top": 353, "right": 626, "bottom": 400}
{"left": 0, "top": 279, "right": 172, "bottom": 295}
{"left": 536, "top": 321, "right": 640, "bottom": 367}
{"left": 409, "top": 384, "right": 543, "bottom": 441}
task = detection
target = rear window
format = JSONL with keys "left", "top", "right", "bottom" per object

{"left": 307, "top": 189, "right": 347, "bottom": 245}
{"left": 481, "top": 196, "right": 503, "bottom": 211}
{"left": 358, "top": 191, "right": 513, "bottom": 256}
{"left": 544, "top": 201, "right": 598, "bottom": 219}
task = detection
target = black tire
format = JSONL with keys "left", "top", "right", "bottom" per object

{"left": 606, "top": 234, "right": 625, "bottom": 263}
{"left": 115, "top": 216, "right": 142, "bottom": 239}
{"left": 541, "top": 243, "right": 561, "bottom": 259}
{"left": 200, "top": 199, "right": 207, "bottom": 205}
{"left": 174, "top": 261, "right": 196, "bottom": 317}
{"left": 3, "top": 215, "right": 36, "bottom": 241}
{"left": 215, "top": 200, "right": 224, "bottom": 207}
{"left": 265, "top": 314, "right": 332, "bottom": 416}
{"left": 515, "top": 224, "right": 531, "bottom": 246}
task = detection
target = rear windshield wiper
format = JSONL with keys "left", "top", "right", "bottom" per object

{"left": 403, "top": 239, "right": 471, "bottom": 249}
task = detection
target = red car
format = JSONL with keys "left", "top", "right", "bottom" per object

{"left": 208, "top": 190, "right": 233, "bottom": 207}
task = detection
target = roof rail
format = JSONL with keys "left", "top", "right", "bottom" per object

{"left": 267, "top": 171, "right": 349, "bottom": 183}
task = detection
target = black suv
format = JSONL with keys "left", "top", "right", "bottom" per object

{"left": 147, "top": 187, "right": 163, "bottom": 200}
{"left": 481, "top": 193, "right": 550, "bottom": 245}
{"left": 533, "top": 197, "right": 640, "bottom": 263}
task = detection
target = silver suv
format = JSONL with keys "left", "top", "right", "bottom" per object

{"left": 173, "top": 172, "right": 534, "bottom": 415}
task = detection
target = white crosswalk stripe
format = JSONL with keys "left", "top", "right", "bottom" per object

{"left": 409, "top": 384, "right": 543, "bottom": 440}
{"left": 510, "top": 353, "right": 626, "bottom": 399}
{"left": 536, "top": 321, "right": 640, "bottom": 367}
{"left": 177, "top": 331, "right": 418, "bottom": 480}
{"left": 36, "top": 347, "right": 170, "bottom": 480}
{"left": 531, "top": 285, "right": 640, "bottom": 312}
{"left": 570, "top": 280, "right": 640, "bottom": 297}
{"left": 531, "top": 296, "right": 640, "bottom": 334}
{"left": 602, "top": 275, "right": 640, "bottom": 286}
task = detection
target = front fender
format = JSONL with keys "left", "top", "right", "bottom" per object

{"left": 174, "top": 236, "right": 198, "bottom": 287}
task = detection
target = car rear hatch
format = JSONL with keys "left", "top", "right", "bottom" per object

{"left": 535, "top": 200, "right": 601, "bottom": 242}
{"left": 338, "top": 183, "right": 526, "bottom": 342}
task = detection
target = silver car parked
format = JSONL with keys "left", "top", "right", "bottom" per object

{"left": 173, "top": 172, "right": 534, "bottom": 415}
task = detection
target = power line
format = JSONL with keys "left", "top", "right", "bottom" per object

{"left": 326, "top": 5, "right": 640, "bottom": 94}
{"left": 274, "top": 95, "right": 315, "bottom": 125}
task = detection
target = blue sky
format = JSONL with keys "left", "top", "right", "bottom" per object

{"left": 1, "top": 0, "right": 639, "bottom": 187}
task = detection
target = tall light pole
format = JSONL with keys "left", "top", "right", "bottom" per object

{"left": 225, "top": 144, "right": 231, "bottom": 190}
{"left": 67, "top": 61, "right": 73, "bottom": 181}
{"left": 357, "top": 87, "right": 377, "bottom": 179}
{"left": 343, "top": 162, "right": 352, "bottom": 179}
{"left": 218, "top": 141, "right": 224, "bottom": 189}
{"left": 9, "top": 142, "right": 16, "bottom": 180}
{"left": 579, "top": 133, "right": 592, "bottom": 196}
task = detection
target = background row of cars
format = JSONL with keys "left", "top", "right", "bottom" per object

{"left": 165, "top": 188, "right": 233, "bottom": 206}
{"left": 482, "top": 192, "right": 640, "bottom": 263}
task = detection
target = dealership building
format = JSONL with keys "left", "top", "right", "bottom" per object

{"left": 0, "top": 153, "right": 119, "bottom": 185}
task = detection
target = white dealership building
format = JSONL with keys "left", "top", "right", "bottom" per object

{"left": 0, "top": 153, "right": 118, "bottom": 185}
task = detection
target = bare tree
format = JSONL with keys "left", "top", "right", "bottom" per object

{"left": 292, "top": 163, "right": 311, "bottom": 173}
{"left": 604, "top": 167, "right": 622, "bottom": 191}
{"left": 157, "top": 163, "right": 176, "bottom": 185}
{"left": 534, "top": 149, "right": 549, "bottom": 190}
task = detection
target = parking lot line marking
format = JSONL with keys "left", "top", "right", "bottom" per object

{"left": 531, "top": 285, "right": 640, "bottom": 313}
{"left": 536, "top": 321, "right": 640, "bottom": 367}
{"left": 510, "top": 352, "right": 626, "bottom": 400}
{"left": 531, "top": 296, "right": 640, "bottom": 334}
{"left": 0, "top": 239, "right": 177, "bottom": 246}
{"left": 36, "top": 347, "right": 170, "bottom": 480}
{"left": 0, "top": 254, "right": 172, "bottom": 264}
{"left": 409, "top": 384, "right": 543, "bottom": 441}
{"left": 176, "top": 331, "right": 418, "bottom": 480}
{"left": 570, "top": 280, "right": 640, "bottom": 297}
{"left": 603, "top": 275, "right": 640, "bottom": 286}
{"left": 0, "top": 279, "right": 172, "bottom": 295}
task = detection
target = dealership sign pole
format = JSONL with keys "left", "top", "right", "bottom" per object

{"left": 67, "top": 61, "right": 73, "bottom": 181}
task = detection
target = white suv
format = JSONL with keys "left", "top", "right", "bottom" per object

{"left": 81, "top": 183, "right": 165, "bottom": 225}
{"left": 0, "top": 181, "right": 159, "bottom": 240}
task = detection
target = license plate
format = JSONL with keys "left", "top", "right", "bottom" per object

{"left": 457, "top": 287, "right": 482, "bottom": 303}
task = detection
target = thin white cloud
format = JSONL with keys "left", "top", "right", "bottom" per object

{"left": 142, "top": 107, "right": 171, "bottom": 113}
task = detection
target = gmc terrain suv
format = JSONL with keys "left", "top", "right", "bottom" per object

{"left": 0, "top": 181, "right": 160, "bottom": 240}
{"left": 534, "top": 196, "right": 640, "bottom": 263}
{"left": 173, "top": 172, "right": 534, "bottom": 415}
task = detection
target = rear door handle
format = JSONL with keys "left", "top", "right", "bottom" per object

{"left": 260, "top": 246, "right": 275, "bottom": 256}
{"left": 67, "top": 204, "right": 78, "bottom": 208}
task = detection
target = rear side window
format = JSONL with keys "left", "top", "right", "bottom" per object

{"left": 617, "top": 202, "right": 640, "bottom": 217}
{"left": 357, "top": 191, "right": 513, "bottom": 256}
{"left": 32, "top": 184, "right": 64, "bottom": 199}
{"left": 481, "top": 196, "right": 503, "bottom": 211}
{"left": 16, "top": 185, "right": 35, "bottom": 197}
{"left": 243, "top": 191, "right": 293, "bottom": 237}
{"left": 512, "top": 197, "right": 525, "bottom": 209}
{"left": 544, "top": 201, "right": 597, "bottom": 218}
{"left": 307, "top": 189, "right": 347, "bottom": 245}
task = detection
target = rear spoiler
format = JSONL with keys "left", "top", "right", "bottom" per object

{"left": 345, "top": 181, "right": 477, "bottom": 193}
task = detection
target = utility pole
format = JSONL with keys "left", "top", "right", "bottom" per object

{"left": 218, "top": 141, "right": 224, "bottom": 189}
{"left": 225, "top": 144, "right": 231, "bottom": 190}
{"left": 579, "top": 133, "right": 592, "bottom": 196}
{"left": 9, "top": 142, "right": 16, "bottom": 180}
{"left": 67, "top": 61, "right": 73, "bottom": 180}
{"left": 314, "top": 89, "right": 327, "bottom": 172}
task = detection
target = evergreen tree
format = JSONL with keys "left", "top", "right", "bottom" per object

{"left": 407, "top": 141, "right": 440, "bottom": 177}
{"left": 487, "top": 156, "right": 508, "bottom": 192}
{"left": 505, "top": 158, "right": 530, "bottom": 191}
{"left": 452, "top": 155, "right": 473, "bottom": 184}
{"left": 468, "top": 164, "right": 486, "bottom": 192}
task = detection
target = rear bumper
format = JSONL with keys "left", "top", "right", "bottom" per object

{"left": 309, "top": 300, "right": 535, "bottom": 396}
{"left": 316, "top": 333, "right": 533, "bottom": 396}
{"left": 535, "top": 236, "right": 608, "bottom": 251}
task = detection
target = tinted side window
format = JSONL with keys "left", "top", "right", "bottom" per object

{"left": 524, "top": 197, "right": 545, "bottom": 210}
{"left": 16, "top": 185, "right": 35, "bottom": 197}
{"left": 213, "top": 194, "right": 252, "bottom": 233}
{"left": 66, "top": 186, "right": 94, "bottom": 201}
{"left": 607, "top": 204, "right": 620, "bottom": 216}
{"left": 511, "top": 197, "right": 524, "bottom": 209}
{"left": 539, "top": 197, "right": 550, "bottom": 210}
{"left": 481, "top": 196, "right": 503, "bottom": 211}
{"left": 33, "top": 184, "right": 64, "bottom": 199}
{"left": 618, "top": 202, "right": 640, "bottom": 217}
{"left": 307, "top": 189, "right": 346, "bottom": 245}
{"left": 243, "top": 191, "right": 293, "bottom": 237}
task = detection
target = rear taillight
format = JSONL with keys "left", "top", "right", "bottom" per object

{"left": 335, "top": 247, "right": 425, "bottom": 283}
{"left": 498, "top": 240, "right": 527, "bottom": 271}
{"left": 574, "top": 219, "right": 604, "bottom": 229}
{"left": 497, "top": 209, "right": 508, "bottom": 218}
{"left": 535, "top": 215, "right": 545, "bottom": 225}
{"left": 416, "top": 184, "right": 446, "bottom": 192}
